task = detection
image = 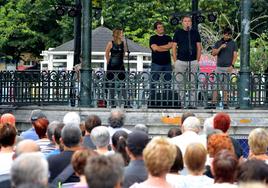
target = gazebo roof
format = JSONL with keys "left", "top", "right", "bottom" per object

{"left": 51, "top": 26, "right": 150, "bottom": 53}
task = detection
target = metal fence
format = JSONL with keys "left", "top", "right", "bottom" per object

{"left": 0, "top": 70, "right": 268, "bottom": 108}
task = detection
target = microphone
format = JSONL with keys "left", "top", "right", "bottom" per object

{"left": 187, "top": 26, "right": 190, "bottom": 31}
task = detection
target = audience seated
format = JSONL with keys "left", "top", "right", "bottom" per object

{"left": 182, "top": 143, "right": 214, "bottom": 188}
{"left": 123, "top": 131, "right": 149, "bottom": 188}
{"left": 171, "top": 116, "right": 205, "bottom": 156}
{"left": 20, "top": 109, "right": 46, "bottom": 140}
{"left": 132, "top": 124, "right": 149, "bottom": 134}
{"left": 34, "top": 117, "right": 55, "bottom": 155}
{"left": 0, "top": 123, "right": 17, "bottom": 175}
{"left": 167, "top": 127, "right": 182, "bottom": 138}
{"left": 46, "top": 122, "right": 65, "bottom": 158}
{"left": 90, "top": 126, "right": 113, "bottom": 155}
{"left": 107, "top": 109, "right": 131, "bottom": 139}
{"left": 47, "top": 125, "right": 81, "bottom": 184}
{"left": 71, "top": 149, "right": 98, "bottom": 188}
{"left": 166, "top": 146, "right": 185, "bottom": 188}
{"left": 211, "top": 149, "right": 238, "bottom": 188}
{"left": 63, "top": 112, "right": 81, "bottom": 127}
{"left": 130, "top": 137, "right": 176, "bottom": 188}
{"left": 11, "top": 153, "right": 49, "bottom": 188}
{"left": 237, "top": 159, "right": 268, "bottom": 184}
{"left": 14, "top": 139, "right": 40, "bottom": 158}
{"left": 85, "top": 154, "right": 124, "bottom": 188}
{"left": 112, "top": 130, "right": 129, "bottom": 166}
{"left": 248, "top": 128, "right": 268, "bottom": 161}
{"left": 206, "top": 133, "right": 235, "bottom": 178}
{"left": 213, "top": 112, "right": 243, "bottom": 159}
{"left": 82, "top": 115, "right": 101, "bottom": 149}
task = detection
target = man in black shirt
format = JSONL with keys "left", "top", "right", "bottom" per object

{"left": 172, "top": 16, "right": 202, "bottom": 108}
{"left": 149, "top": 21, "right": 173, "bottom": 105}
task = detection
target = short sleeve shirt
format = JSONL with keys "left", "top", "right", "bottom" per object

{"left": 173, "top": 28, "right": 201, "bottom": 61}
{"left": 213, "top": 39, "right": 237, "bottom": 67}
{"left": 149, "top": 34, "right": 172, "bottom": 65}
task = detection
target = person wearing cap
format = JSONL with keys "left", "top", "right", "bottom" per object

{"left": 122, "top": 131, "right": 149, "bottom": 188}
{"left": 20, "top": 109, "right": 47, "bottom": 141}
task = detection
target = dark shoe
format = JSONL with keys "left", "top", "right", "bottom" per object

{"left": 224, "top": 104, "right": 229, "bottom": 109}
{"left": 185, "top": 105, "right": 197, "bottom": 109}
{"left": 204, "top": 104, "right": 216, "bottom": 109}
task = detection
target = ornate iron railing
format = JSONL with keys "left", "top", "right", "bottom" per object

{"left": 0, "top": 70, "right": 267, "bottom": 109}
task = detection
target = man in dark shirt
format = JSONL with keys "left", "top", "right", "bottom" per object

{"left": 212, "top": 27, "right": 238, "bottom": 108}
{"left": 172, "top": 15, "right": 202, "bottom": 108}
{"left": 149, "top": 21, "right": 173, "bottom": 103}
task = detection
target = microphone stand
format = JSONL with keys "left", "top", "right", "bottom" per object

{"left": 187, "top": 27, "right": 193, "bottom": 107}
{"left": 124, "top": 36, "right": 131, "bottom": 72}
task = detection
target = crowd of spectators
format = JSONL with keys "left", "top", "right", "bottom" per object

{"left": 0, "top": 109, "right": 268, "bottom": 188}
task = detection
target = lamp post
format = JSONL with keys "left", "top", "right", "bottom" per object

{"left": 239, "top": 0, "right": 252, "bottom": 109}
{"left": 79, "top": 0, "right": 92, "bottom": 107}
{"left": 192, "top": 0, "right": 199, "bottom": 30}
{"left": 73, "top": 0, "right": 82, "bottom": 66}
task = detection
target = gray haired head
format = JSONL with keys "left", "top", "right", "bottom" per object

{"left": 203, "top": 116, "right": 215, "bottom": 135}
{"left": 63, "top": 112, "right": 81, "bottom": 127}
{"left": 182, "top": 116, "right": 201, "bottom": 133}
{"left": 11, "top": 153, "right": 48, "bottom": 187}
{"left": 133, "top": 124, "right": 149, "bottom": 134}
{"left": 108, "top": 109, "right": 125, "bottom": 128}
{"left": 91, "top": 126, "right": 110, "bottom": 148}
{"left": 61, "top": 125, "right": 82, "bottom": 147}
{"left": 46, "top": 121, "right": 60, "bottom": 142}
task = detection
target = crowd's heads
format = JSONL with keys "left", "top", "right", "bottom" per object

{"left": 30, "top": 110, "right": 46, "bottom": 123}
{"left": 207, "top": 133, "right": 234, "bottom": 158}
{"left": 63, "top": 112, "right": 81, "bottom": 127}
{"left": 33, "top": 118, "right": 49, "bottom": 139}
{"left": 53, "top": 123, "right": 65, "bottom": 146}
{"left": 184, "top": 143, "right": 207, "bottom": 174}
{"left": 15, "top": 139, "right": 40, "bottom": 158}
{"left": 108, "top": 109, "right": 125, "bottom": 128}
{"left": 212, "top": 149, "right": 238, "bottom": 183}
{"left": 181, "top": 112, "right": 195, "bottom": 126}
{"left": 167, "top": 127, "right": 182, "bottom": 138}
{"left": 112, "top": 130, "right": 129, "bottom": 165}
{"left": 0, "top": 113, "right": 16, "bottom": 126}
{"left": 85, "top": 154, "right": 124, "bottom": 188}
{"left": 237, "top": 159, "right": 268, "bottom": 183}
{"left": 248, "top": 128, "right": 268, "bottom": 156}
{"left": 203, "top": 116, "right": 215, "bottom": 135}
{"left": 182, "top": 116, "right": 201, "bottom": 133}
{"left": 11, "top": 153, "right": 49, "bottom": 187}
{"left": 0, "top": 123, "right": 17, "bottom": 147}
{"left": 46, "top": 121, "right": 60, "bottom": 142}
{"left": 143, "top": 137, "right": 176, "bottom": 177}
{"left": 126, "top": 131, "right": 149, "bottom": 157}
{"left": 170, "top": 146, "right": 184, "bottom": 173}
{"left": 85, "top": 115, "right": 102, "bottom": 133}
{"left": 71, "top": 149, "right": 98, "bottom": 176}
{"left": 91, "top": 126, "right": 110, "bottom": 148}
{"left": 133, "top": 124, "right": 149, "bottom": 134}
{"left": 61, "top": 125, "right": 82, "bottom": 148}
{"left": 213, "top": 112, "right": 231, "bottom": 133}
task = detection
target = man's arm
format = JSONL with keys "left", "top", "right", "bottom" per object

{"left": 232, "top": 51, "right": 238, "bottom": 65}
{"left": 212, "top": 43, "right": 227, "bottom": 56}
{"left": 196, "top": 42, "right": 202, "bottom": 62}
{"left": 105, "top": 41, "right": 112, "bottom": 64}
{"left": 151, "top": 42, "right": 173, "bottom": 52}
{"left": 172, "top": 42, "right": 177, "bottom": 63}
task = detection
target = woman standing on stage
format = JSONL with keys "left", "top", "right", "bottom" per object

{"left": 105, "top": 28, "right": 126, "bottom": 81}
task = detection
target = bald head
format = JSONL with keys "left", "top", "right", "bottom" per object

{"left": 15, "top": 140, "right": 40, "bottom": 158}
{"left": 108, "top": 109, "right": 125, "bottom": 128}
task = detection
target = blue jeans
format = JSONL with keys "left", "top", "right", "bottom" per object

{"left": 150, "top": 63, "right": 172, "bottom": 100}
